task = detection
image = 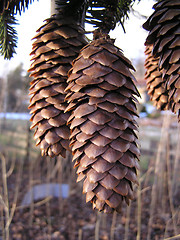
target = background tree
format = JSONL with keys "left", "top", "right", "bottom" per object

{"left": 6, "top": 63, "right": 29, "bottom": 111}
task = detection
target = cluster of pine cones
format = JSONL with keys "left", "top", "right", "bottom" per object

{"left": 28, "top": 0, "right": 179, "bottom": 213}
{"left": 28, "top": 14, "right": 140, "bottom": 213}
{"left": 143, "top": 0, "right": 180, "bottom": 121}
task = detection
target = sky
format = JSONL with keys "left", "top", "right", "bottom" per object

{"left": 0, "top": 0, "right": 155, "bottom": 77}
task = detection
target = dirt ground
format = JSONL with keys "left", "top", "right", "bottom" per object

{"left": 1, "top": 115, "right": 180, "bottom": 240}
{"left": 6, "top": 161, "right": 180, "bottom": 240}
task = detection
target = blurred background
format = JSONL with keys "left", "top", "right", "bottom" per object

{"left": 0, "top": 0, "right": 179, "bottom": 239}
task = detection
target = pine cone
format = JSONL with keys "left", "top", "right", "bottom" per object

{"left": 143, "top": 0, "right": 180, "bottom": 120}
{"left": 65, "top": 34, "right": 140, "bottom": 213}
{"left": 28, "top": 15, "right": 87, "bottom": 157}
{"left": 145, "top": 45, "right": 169, "bottom": 110}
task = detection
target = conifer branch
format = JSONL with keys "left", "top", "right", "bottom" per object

{"left": 86, "top": 0, "right": 141, "bottom": 33}
{"left": 0, "top": 0, "right": 37, "bottom": 15}
{"left": 0, "top": 10, "right": 18, "bottom": 59}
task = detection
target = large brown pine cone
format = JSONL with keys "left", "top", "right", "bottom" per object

{"left": 143, "top": 0, "right": 180, "bottom": 120}
{"left": 145, "top": 45, "right": 169, "bottom": 110}
{"left": 65, "top": 34, "right": 140, "bottom": 213}
{"left": 28, "top": 15, "right": 87, "bottom": 157}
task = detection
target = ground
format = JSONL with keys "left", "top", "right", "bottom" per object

{"left": 0, "top": 115, "right": 180, "bottom": 240}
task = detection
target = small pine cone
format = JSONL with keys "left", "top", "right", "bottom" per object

{"left": 28, "top": 15, "right": 87, "bottom": 157}
{"left": 143, "top": 0, "right": 180, "bottom": 120}
{"left": 65, "top": 35, "right": 140, "bottom": 213}
{"left": 145, "top": 45, "right": 169, "bottom": 110}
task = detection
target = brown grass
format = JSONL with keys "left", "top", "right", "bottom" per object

{"left": 0, "top": 114, "right": 180, "bottom": 240}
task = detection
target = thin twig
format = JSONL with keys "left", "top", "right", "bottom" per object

{"left": 57, "top": 156, "right": 63, "bottom": 218}
{"left": 0, "top": 187, "right": 5, "bottom": 240}
{"left": 0, "top": 194, "right": 8, "bottom": 211}
{"left": 124, "top": 202, "right": 131, "bottom": 240}
{"left": 6, "top": 156, "right": 16, "bottom": 178}
{"left": 50, "top": 156, "right": 62, "bottom": 179}
{"left": 139, "top": 166, "right": 154, "bottom": 184}
{"left": 140, "top": 186, "right": 151, "bottom": 194}
{"left": 102, "top": 212, "right": 107, "bottom": 230}
{"left": 147, "top": 114, "right": 170, "bottom": 240}
{"left": 1, "top": 153, "right": 10, "bottom": 240}
{"left": 78, "top": 228, "right": 83, "bottom": 240}
{"left": 164, "top": 233, "right": 180, "bottom": 240}
{"left": 136, "top": 172, "right": 141, "bottom": 240}
{"left": 46, "top": 157, "right": 52, "bottom": 240}
{"left": 166, "top": 132, "right": 178, "bottom": 236}
{"left": 172, "top": 126, "right": 180, "bottom": 194}
{"left": 164, "top": 207, "right": 180, "bottom": 239}
{"left": 17, "top": 196, "right": 53, "bottom": 210}
{"left": 110, "top": 211, "right": 117, "bottom": 240}
{"left": 95, "top": 211, "right": 102, "bottom": 240}
{"left": 141, "top": 165, "right": 154, "bottom": 204}
{"left": 28, "top": 158, "right": 34, "bottom": 227}
{"left": 5, "top": 158, "right": 24, "bottom": 231}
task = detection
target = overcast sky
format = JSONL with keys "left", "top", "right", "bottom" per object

{"left": 0, "top": 0, "right": 155, "bottom": 77}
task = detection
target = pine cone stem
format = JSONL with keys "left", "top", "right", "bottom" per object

{"left": 51, "top": 0, "right": 58, "bottom": 15}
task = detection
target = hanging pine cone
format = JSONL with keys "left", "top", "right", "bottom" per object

{"left": 28, "top": 14, "right": 87, "bottom": 157}
{"left": 143, "top": 0, "right": 180, "bottom": 120}
{"left": 145, "top": 45, "right": 169, "bottom": 110}
{"left": 65, "top": 32, "right": 140, "bottom": 213}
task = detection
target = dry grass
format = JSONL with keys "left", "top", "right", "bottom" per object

{"left": 0, "top": 113, "right": 180, "bottom": 240}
